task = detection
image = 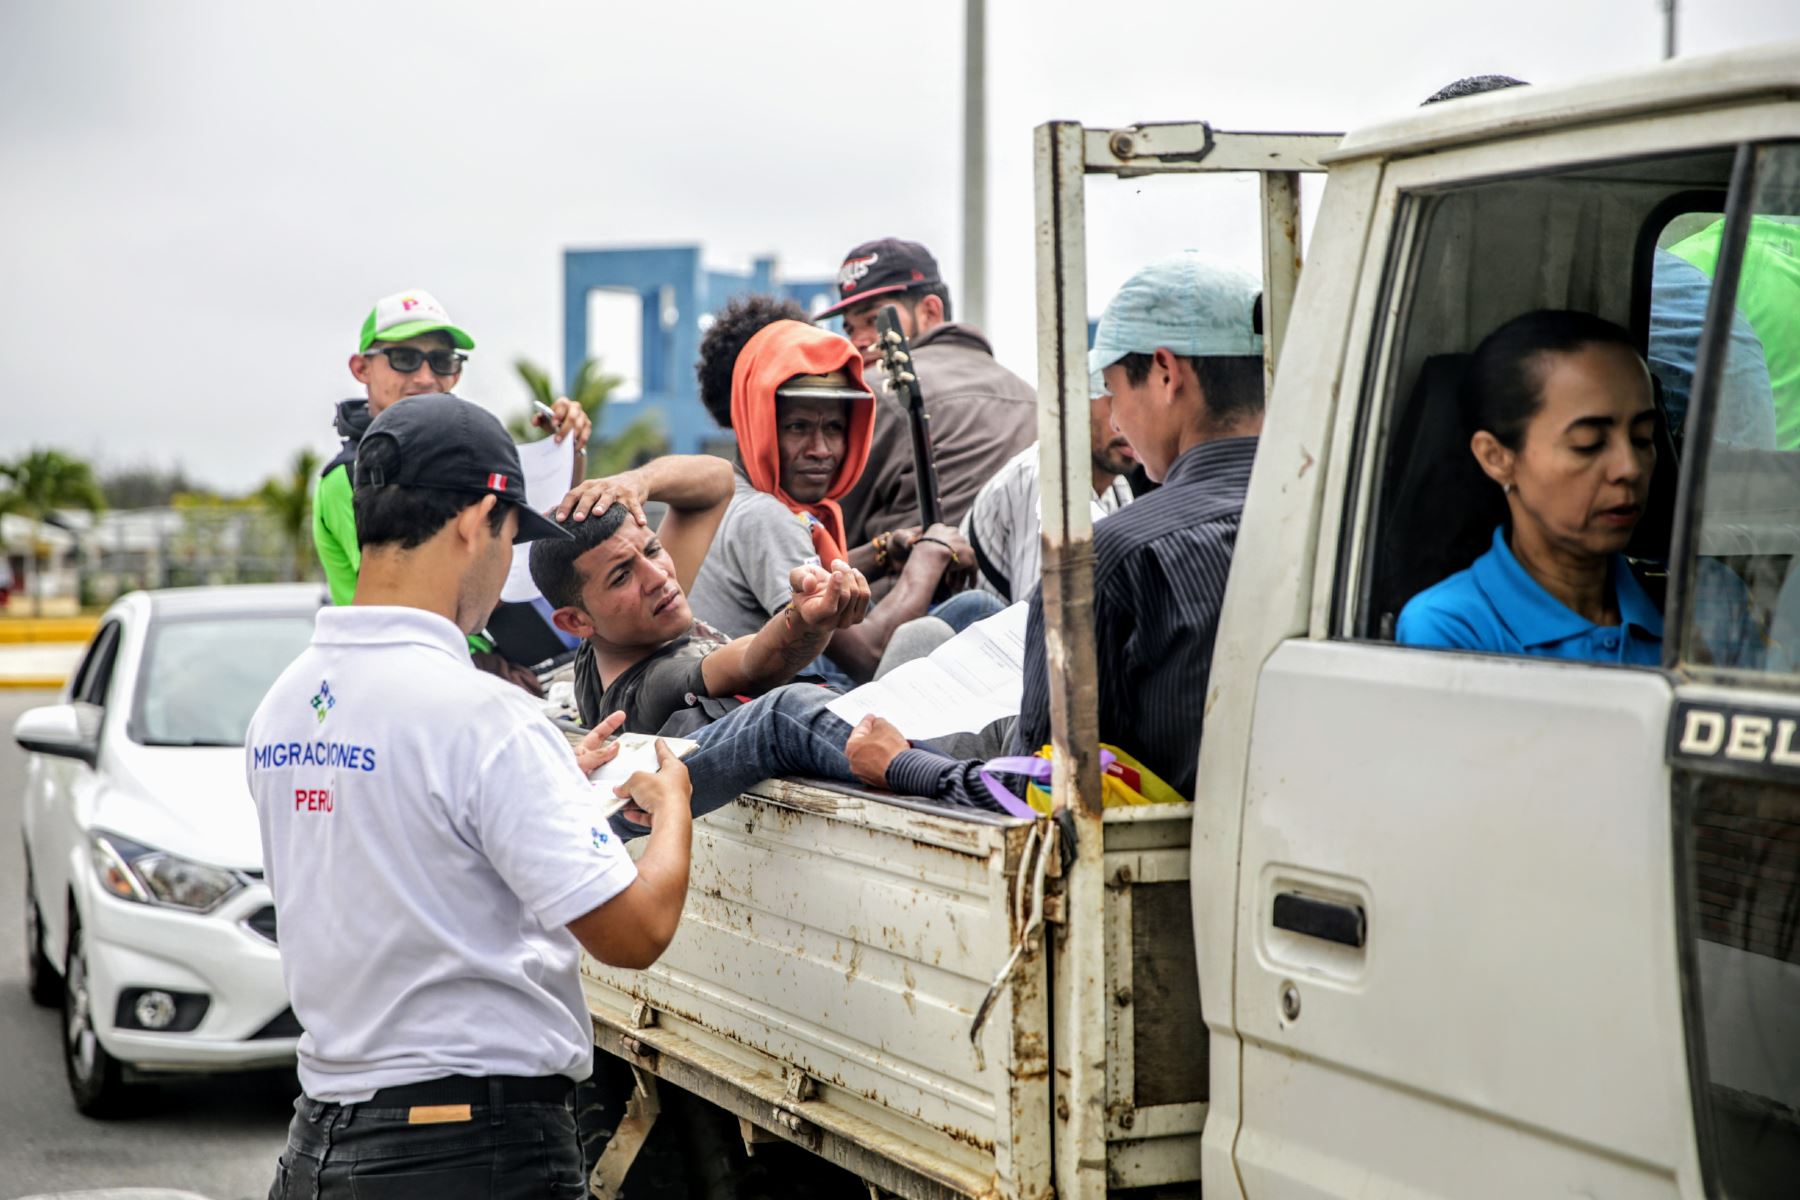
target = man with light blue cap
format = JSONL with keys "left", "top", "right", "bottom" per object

{"left": 1089, "top": 251, "right": 1265, "bottom": 481}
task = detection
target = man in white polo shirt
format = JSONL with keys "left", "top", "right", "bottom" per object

{"left": 247, "top": 393, "right": 693, "bottom": 1198}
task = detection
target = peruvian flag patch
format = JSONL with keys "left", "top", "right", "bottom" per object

{"left": 486, "top": 473, "right": 508, "bottom": 492}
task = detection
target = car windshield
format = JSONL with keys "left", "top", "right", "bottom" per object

{"left": 131, "top": 613, "right": 316, "bottom": 747}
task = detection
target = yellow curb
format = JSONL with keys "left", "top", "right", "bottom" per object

{"left": 0, "top": 617, "right": 100, "bottom": 644}
{"left": 0, "top": 677, "right": 67, "bottom": 690}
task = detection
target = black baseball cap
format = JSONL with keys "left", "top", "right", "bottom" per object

{"left": 816, "top": 238, "right": 943, "bottom": 319}
{"left": 353, "top": 393, "right": 572, "bottom": 543}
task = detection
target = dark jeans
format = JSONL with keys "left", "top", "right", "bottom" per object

{"left": 269, "top": 1084, "right": 585, "bottom": 1200}
{"left": 685, "top": 684, "right": 862, "bottom": 816}
{"left": 680, "top": 682, "right": 1013, "bottom": 819}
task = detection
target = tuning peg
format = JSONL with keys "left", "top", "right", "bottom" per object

{"left": 898, "top": 371, "right": 917, "bottom": 385}
{"left": 892, "top": 351, "right": 910, "bottom": 365}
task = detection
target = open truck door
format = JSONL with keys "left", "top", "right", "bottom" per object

{"left": 1171, "top": 50, "right": 1800, "bottom": 1200}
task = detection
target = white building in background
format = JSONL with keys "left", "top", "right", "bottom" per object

{"left": 0, "top": 513, "right": 78, "bottom": 611}
{"left": 2, "top": 506, "right": 313, "bottom": 612}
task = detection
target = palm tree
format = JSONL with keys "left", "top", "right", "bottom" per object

{"left": 255, "top": 448, "right": 321, "bottom": 581}
{"left": 509, "top": 356, "right": 667, "bottom": 478}
{"left": 0, "top": 449, "right": 106, "bottom": 615}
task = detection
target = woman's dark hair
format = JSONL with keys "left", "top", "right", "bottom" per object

{"left": 527, "top": 502, "right": 633, "bottom": 611}
{"left": 352, "top": 433, "right": 508, "bottom": 550}
{"left": 696, "top": 294, "right": 810, "bottom": 430}
{"left": 1461, "top": 309, "right": 1638, "bottom": 449}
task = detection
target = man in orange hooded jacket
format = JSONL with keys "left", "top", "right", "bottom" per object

{"left": 687, "top": 307, "right": 992, "bottom": 683}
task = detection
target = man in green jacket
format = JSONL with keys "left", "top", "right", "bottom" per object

{"left": 313, "top": 289, "right": 590, "bottom": 689}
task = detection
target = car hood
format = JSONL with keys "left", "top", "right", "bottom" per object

{"left": 93, "top": 742, "right": 263, "bottom": 871}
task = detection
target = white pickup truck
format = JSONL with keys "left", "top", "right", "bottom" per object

{"left": 583, "top": 42, "right": 1800, "bottom": 1200}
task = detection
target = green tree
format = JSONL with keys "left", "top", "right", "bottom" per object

{"left": 509, "top": 356, "right": 668, "bottom": 479}
{"left": 255, "top": 447, "right": 321, "bottom": 582}
{"left": 0, "top": 449, "right": 106, "bottom": 615}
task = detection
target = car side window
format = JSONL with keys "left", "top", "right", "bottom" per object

{"left": 1351, "top": 145, "right": 1740, "bottom": 669}
{"left": 74, "top": 622, "right": 122, "bottom": 708}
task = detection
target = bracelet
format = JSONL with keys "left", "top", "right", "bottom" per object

{"left": 916, "top": 535, "right": 960, "bottom": 567}
{"left": 873, "top": 531, "right": 891, "bottom": 569}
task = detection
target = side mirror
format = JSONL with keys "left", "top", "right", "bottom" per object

{"left": 13, "top": 703, "right": 101, "bottom": 768}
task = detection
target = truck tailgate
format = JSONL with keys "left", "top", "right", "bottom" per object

{"left": 584, "top": 777, "right": 1050, "bottom": 1200}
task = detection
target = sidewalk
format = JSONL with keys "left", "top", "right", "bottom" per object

{"left": 0, "top": 642, "right": 84, "bottom": 689}
{"left": 0, "top": 615, "right": 99, "bottom": 643}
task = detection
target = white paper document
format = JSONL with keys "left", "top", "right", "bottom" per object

{"left": 500, "top": 435, "right": 577, "bottom": 603}
{"left": 583, "top": 733, "right": 698, "bottom": 821}
{"left": 826, "top": 601, "right": 1030, "bottom": 740}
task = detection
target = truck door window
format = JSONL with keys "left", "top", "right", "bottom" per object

{"left": 1668, "top": 143, "right": 1800, "bottom": 1199}
{"left": 1674, "top": 145, "right": 1800, "bottom": 678}
{"left": 1353, "top": 147, "right": 1740, "bottom": 662}
{"left": 1647, "top": 208, "right": 1779, "bottom": 456}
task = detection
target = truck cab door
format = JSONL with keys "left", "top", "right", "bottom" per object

{"left": 1213, "top": 121, "right": 1800, "bottom": 1199}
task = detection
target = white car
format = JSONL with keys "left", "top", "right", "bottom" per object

{"left": 15, "top": 584, "right": 323, "bottom": 1115}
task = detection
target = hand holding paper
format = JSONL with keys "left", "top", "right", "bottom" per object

{"left": 500, "top": 434, "right": 577, "bottom": 603}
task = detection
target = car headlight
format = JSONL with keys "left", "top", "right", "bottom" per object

{"left": 90, "top": 832, "right": 243, "bottom": 913}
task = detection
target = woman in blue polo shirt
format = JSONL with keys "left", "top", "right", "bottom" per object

{"left": 1398, "top": 311, "right": 1663, "bottom": 664}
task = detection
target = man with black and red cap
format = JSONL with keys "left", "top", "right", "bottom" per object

{"left": 248, "top": 393, "right": 693, "bottom": 1198}
{"left": 820, "top": 238, "right": 1037, "bottom": 546}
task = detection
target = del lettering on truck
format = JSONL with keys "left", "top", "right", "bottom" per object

{"left": 251, "top": 740, "right": 379, "bottom": 772}
{"left": 1667, "top": 699, "right": 1800, "bottom": 784}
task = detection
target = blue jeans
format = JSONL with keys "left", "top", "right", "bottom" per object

{"left": 684, "top": 685, "right": 861, "bottom": 817}
{"left": 931, "top": 589, "right": 1008, "bottom": 631}
{"left": 270, "top": 1087, "right": 585, "bottom": 1199}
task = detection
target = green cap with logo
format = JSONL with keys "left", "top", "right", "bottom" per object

{"left": 358, "top": 289, "right": 476, "bottom": 354}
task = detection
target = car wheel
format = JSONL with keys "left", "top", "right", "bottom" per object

{"left": 63, "top": 915, "right": 128, "bottom": 1116}
{"left": 24, "top": 862, "right": 62, "bottom": 1008}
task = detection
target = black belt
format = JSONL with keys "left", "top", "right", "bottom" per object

{"left": 366, "top": 1073, "right": 573, "bottom": 1107}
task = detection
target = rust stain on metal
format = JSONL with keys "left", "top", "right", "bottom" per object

{"left": 1297, "top": 446, "right": 1316, "bottom": 478}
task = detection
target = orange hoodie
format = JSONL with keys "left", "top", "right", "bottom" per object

{"left": 730, "top": 320, "right": 875, "bottom": 566}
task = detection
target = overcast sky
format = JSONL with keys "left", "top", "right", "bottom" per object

{"left": 2, "top": 0, "right": 1795, "bottom": 493}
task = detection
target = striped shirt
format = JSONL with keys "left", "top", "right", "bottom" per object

{"left": 887, "top": 436, "right": 1258, "bottom": 806}
{"left": 961, "top": 442, "right": 1134, "bottom": 604}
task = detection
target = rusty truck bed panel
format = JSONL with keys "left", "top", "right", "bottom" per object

{"left": 584, "top": 779, "right": 1199, "bottom": 1198}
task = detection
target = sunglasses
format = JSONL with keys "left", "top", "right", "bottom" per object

{"left": 366, "top": 346, "right": 468, "bottom": 376}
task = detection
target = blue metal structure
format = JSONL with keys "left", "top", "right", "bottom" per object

{"left": 564, "top": 247, "right": 837, "bottom": 455}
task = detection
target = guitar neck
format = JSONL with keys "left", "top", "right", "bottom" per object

{"left": 875, "top": 304, "right": 945, "bottom": 530}
{"left": 906, "top": 390, "right": 943, "bottom": 528}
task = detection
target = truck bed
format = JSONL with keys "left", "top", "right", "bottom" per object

{"left": 583, "top": 777, "right": 1203, "bottom": 1198}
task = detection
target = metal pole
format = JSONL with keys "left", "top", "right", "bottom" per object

{"left": 1258, "top": 171, "right": 1303, "bottom": 397}
{"left": 1033, "top": 118, "right": 1107, "bottom": 1200}
{"left": 962, "top": 0, "right": 987, "bottom": 330}
{"left": 1661, "top": 0, "right": 1677, "bottom": 60}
